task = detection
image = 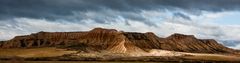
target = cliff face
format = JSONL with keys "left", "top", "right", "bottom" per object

{"left": 0, "top": 28, "right": 236, "bottom": 54}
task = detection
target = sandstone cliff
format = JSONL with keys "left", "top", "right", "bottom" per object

{"left": 0, "top": 28, "right": 237, "bottom": 54}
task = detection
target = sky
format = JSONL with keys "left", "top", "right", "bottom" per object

{"left": 0, "top": 0, "right": 240, "bottom": 49}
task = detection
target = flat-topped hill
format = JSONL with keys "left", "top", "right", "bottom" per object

{"left": 0, "top": 28, "right": 237, "bottom": 54}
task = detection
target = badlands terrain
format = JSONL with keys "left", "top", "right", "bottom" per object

{"left": 0, "top": 28, "right": 240, "bottom": 62}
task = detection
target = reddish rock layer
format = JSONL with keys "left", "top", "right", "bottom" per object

{"left": 0, "top": 28, "right": 236, "bottom": 53}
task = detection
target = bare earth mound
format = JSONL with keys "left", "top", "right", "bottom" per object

{"left": 0, "top": 28, "right": 239, "bottom": 62}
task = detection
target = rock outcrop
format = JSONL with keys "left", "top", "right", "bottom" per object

{"left": 160, "top": 33, "right": 235, "bottom": 53}
{"left": 0, "top": 28, "right": 237, "bottom": 54}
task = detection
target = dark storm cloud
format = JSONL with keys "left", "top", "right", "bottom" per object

{"left": 0, "top": 0, "right": 240, "bottom": 21}
{"left": 173, "top": 13, "right": 191, "bottom": 20}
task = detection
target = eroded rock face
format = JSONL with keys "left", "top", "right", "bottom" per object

{"left": 0, "top": 28, "right": 237, "bottom": 54}
{"left": 160, "top": 33, "right": 235, "bottom": 53}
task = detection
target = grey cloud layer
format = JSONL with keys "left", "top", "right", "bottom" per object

{"left": 1, "top": 0, "right": 240, "bottom": 20}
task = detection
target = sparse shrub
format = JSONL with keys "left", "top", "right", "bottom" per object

{"left": 9, "top": 56, "right": 24, "bottom": 63}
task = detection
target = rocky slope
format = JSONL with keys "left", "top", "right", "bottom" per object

{"left": 0, "top": 28, "right": 237, "bottom": 54}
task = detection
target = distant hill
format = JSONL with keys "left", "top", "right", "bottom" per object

{"left": 219, "top": 40, "right": 240, "bottom": 49}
